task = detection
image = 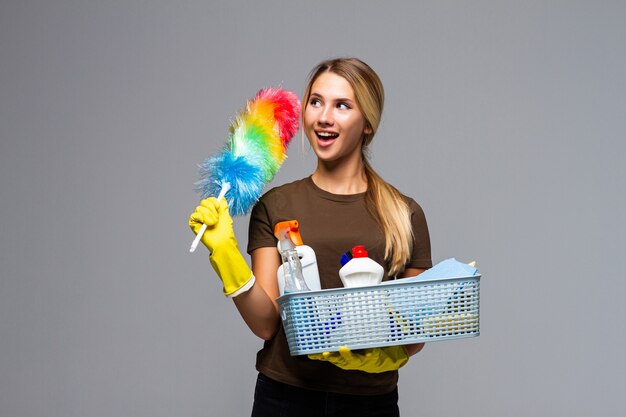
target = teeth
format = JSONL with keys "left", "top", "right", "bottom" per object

{"left": 317, "top": 132, "right": 337, "bottom": 138}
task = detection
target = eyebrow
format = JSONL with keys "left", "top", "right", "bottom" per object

{"left": 309, "top": 92, "right": 355, "bottom": 103}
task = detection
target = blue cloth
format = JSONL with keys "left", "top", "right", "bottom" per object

{"left": 405, "top": 258, "right": 477, "bottom": 281}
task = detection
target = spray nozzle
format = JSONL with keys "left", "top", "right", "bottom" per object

{"left": 274, "top": 220, "right": 304, "bottom": 252}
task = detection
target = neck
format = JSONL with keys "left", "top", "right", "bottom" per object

{"left": 312, "top": 158, "right": 368, "bottom": 195}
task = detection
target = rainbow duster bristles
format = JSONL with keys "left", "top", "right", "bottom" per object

{"left": 195, "top": 87, "right": 300, "bottom": 217}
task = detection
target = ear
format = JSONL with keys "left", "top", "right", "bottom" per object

{"left": 364, "top": 125, "right": 373, "bottom": 135}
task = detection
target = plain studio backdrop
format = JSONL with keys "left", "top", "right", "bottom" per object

{"left": 1, "top": 1, "right": 625, "bottom": 416}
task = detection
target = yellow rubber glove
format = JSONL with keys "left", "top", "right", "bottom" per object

{"left": 308, "top": 345, "right": 409, "bottom": 373}
{"left": 189, "top": 197, "right": 254, "bottom": 297}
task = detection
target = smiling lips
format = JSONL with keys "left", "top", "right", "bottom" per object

{"left": 315, "top": 130, "right": 339, "bottom": 146}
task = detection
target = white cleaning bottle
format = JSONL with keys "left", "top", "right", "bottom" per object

{"left": 339, "top": 245, "right": 384, "bottom": 288}
{"left": 276, "top": 245, "right": 321, "bottom": 296}
{"left": 274, "top": 220, "right": 320, "bottom": 294}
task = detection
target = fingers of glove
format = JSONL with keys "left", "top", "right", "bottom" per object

{"left": 188, "top": 212, "right": 205, "bottom": 235}
{"left": 189, "top": 207, "right": 218, "bottom": 231}
{"left": 308, "top": 351, "right": 334, "bottom": 362}
{"left": 200, "top": 197, "right": 220, "bottom": 210}
{"left": 338, "top": 346, "right": 355, "bottom": 360}
{"left": 319, "top": 351, "right": 341, "bottom": 360}
{"left": 215, "top": 197, "right": 234, "bottom": 222}
{"left": 309, "top": 351, "right": 343, "bottom": 361}
{"left": 193, "top": 198, "right": 221, "bottom": 224}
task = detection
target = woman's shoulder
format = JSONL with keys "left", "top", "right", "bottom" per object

{"left": 393, "top": 186, "right": 419, "bottom": 207}
{"left": 397, "top": 189, "right": 427, "bottom": 216}
{"left": 250, "top": 177, "right": 317, "bottom": 225}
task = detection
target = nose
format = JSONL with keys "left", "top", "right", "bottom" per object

{"left": 318, "top": 105, "right": 334, "bottom": 126}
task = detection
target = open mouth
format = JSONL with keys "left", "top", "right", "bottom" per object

{"left": 315, "top": 131, "right": 339, "bottom": 142}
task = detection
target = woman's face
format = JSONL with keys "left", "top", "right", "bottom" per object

{"left": 303, "top": 72, "right": 371, "bottom": 165}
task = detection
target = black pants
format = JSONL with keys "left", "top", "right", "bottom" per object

{"left": 251, "top": 373, "right": 400, "bottom": 417}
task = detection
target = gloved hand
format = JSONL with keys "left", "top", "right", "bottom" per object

{"left": 189, "top": 197, "right": 254, "bottom": 297}
{"left": 308, "top": 345, "right": 409, "bottom": 373}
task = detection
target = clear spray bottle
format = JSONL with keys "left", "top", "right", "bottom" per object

{"left": 274, "top": 220, "right": 310, "bottom": 293}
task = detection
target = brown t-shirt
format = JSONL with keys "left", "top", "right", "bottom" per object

{"left": 247, "top": 176, "right": 432, "bottom": 395}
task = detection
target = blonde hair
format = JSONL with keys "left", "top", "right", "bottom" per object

{"left": 303, "top": 58, "right": 414, "bottom": 276}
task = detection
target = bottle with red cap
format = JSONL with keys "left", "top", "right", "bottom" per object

{"left": 338, "top": 245, "right": 385, "bottom": 288}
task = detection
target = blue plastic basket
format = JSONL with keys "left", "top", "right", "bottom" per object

{"left": 277, "top": 274, "right": 481, "bottom": 355}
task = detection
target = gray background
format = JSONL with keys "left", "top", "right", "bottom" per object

{"left": 1, "top": 1, "right": 625, "bottom": 416}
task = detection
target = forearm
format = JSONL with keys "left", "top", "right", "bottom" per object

{"left": 229, "top": 247, "right": 282, "bottom": 340}
{"left": 232, "top": 282, "right": 281, "bottom": 340}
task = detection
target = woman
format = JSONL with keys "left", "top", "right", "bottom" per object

{"left": 190, "top": 58, "right": 432, "bottom": 416}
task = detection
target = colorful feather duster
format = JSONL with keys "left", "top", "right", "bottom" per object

{"left": 190, "top": 88, "right": 300, "bottom": 252}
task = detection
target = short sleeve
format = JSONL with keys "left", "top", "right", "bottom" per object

{"left": 406, "top": 199, "right": 432, "bottom": 269}
{"left": 247, "top": 198, "right": 277, "bottom": 254}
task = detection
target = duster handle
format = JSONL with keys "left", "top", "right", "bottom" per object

{"left": 189, "top": 182, "right": 231, "bottom": 253}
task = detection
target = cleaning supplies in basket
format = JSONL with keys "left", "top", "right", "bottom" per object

{"left": 402, "top": 258, "right": 480, "bottom": 337}
{"left": 274, "top": 220, "right": 321, "bottom": 295}
{"left": 276, "top": 256, "right": 482, "bottom": 355}
{"left": 339, "top": 246, "right": 384, "bottom": 288}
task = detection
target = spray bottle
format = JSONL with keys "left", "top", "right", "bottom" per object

{"left": 274, "top": 220, "right": 312, "bottom": 294}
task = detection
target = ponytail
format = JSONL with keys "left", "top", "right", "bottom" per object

{"left": 363, "top": 160, "right": 413, "bottom": 277}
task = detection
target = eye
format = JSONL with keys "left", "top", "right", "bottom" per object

{"left": 309, "top": 98, "right": 321, "bottom": 107}
{"left": 337, "top": 102, "right": 351, "bottom": 110}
